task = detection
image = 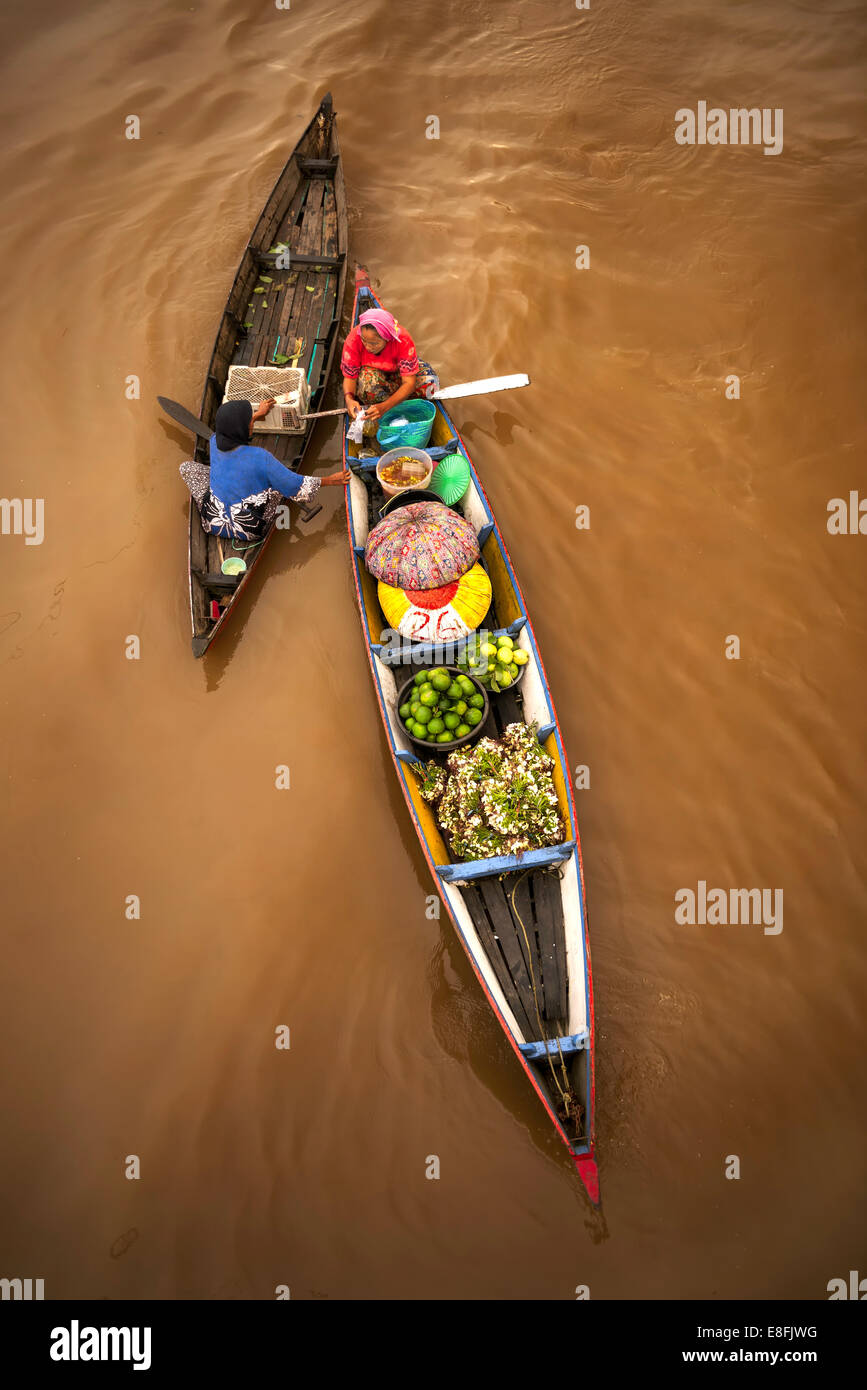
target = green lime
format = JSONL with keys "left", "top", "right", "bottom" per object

{"left": 496, "top": 649, "right": 512, "bottom": 666}
{"left": 415, "top": 706, "right": 433, "bottom": 725}
{"left": 497, "top": 634, "right": 514, "bottom": 648}
{"left": 419, "top": 688, "right": 438, "bottom": 707}
{"left": 455, "top": 723, "right": 471, "bottom": 738}
{"left": 436, "top": 731, "right": 453, "bottom": 743}
{"left": 399, "top": 703, "right": 411, "bottom": 720}
{"left": 407, "top": 722, "right": 423, "bottom": 738}
{"left": 410, "top": 700, "right": 420, "bottom": 715}
{"left": 431, "top": 672, "right": 451, "bottom": 692}
{"left": 454, "top": 700, "right": 468, "bottom": 717}
{"left": 497, "top": 671, "right": 513, "bottom": 686}
{"left": 447, "top": 681, "right": 463, "bottom": 699}
{"left": 414, "top": 670, "right": 428, "bottom": 686}
{"left": 427, "top": 717, "right": 445, "bottom": 736}
{"left": 465, "top": 707, "right": 482, "bottom": 726}
{"left": 443, "top": 712, "right": 460, "bottom": 730}
{"left": 469, "top": 693, "right": 485, "bottom": 709}
{"left": 480, "top": 642, "right": 498, "bottom": 659}
{"left": 512, "top": 649, "right": 529, "bottom": 666}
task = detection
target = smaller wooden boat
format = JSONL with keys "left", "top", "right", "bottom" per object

{"left": 185, "top": 93, "right": 348, "bottom": 657}
{"left": 344, "top": 267, "right": 599, "bottom": 1203}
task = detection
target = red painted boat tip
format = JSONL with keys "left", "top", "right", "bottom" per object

{"left": 572, "top": 1153, "right": 601, "bottom": 1206}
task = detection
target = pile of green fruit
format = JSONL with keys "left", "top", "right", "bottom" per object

{"left": 456, "top": 630, "right": 529, "bottom": 693}
{"left": 399, "top": 668, "right": 486, "bottom": 745}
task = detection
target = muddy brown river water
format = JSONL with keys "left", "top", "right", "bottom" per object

{"left": 0, "top": 0, "right": 865, "bottom": 1299}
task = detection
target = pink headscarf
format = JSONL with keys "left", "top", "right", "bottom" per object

{"left": 357, "top": 308, "right": 400, "bottom": 343}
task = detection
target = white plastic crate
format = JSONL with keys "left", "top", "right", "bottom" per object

{"left": 223, "top": 365, "right": 310, "bottom": 434}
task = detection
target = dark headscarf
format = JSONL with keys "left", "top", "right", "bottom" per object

{"left": 214, "top": 400, "right": 253, "bottom": 452}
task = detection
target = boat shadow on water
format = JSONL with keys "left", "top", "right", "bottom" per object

{"left": 192, "top": 503, "right": 346, "bottom": 693}
{"left": 426, "top": 923, "right": 609, "bottom": 1241}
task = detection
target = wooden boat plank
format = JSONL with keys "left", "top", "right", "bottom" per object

{"left": 258, "top": 163, "right": 302, "bottom": 254}
{"left": 296, "top": 180, "right": 326, "bottom": 255}
{"left": 304, "top": 184, "right": 341, "bottom": 389}
{"left": 280, "top": 188, "right": 328, "bottom": 370}
{"left": 474, "top": 875, "right": 545, "bottom": 1027}
{"left": 239, "top": 176, "right": 316, "bottom": 364}
{"left": 296, "top": 272, "right": 332, "bottom": 381}
{"left": 323, "top": 182, "right": 338, "bottom": 253}
{"left": 461, "top": 884, "right": 537, "bottom": 1038}
{"left": 255, "top": 268, "right": 292, "bottom": 360}
{"left": 256, "top": 278, "right": 295, "bottom": 365}
{"left": 530, "top": 869, "right": 568, "bottom": 1024}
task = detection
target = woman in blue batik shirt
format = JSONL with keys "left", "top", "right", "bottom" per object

{"left": 181, "top": 399, "right": 349, "bottom": 541}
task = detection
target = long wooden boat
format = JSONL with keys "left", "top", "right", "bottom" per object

{"left": 343, "top": 266, "right": 599, "bottom": 1204}
{"left": 186, "top": 93, "right": 347, "bottom": 657}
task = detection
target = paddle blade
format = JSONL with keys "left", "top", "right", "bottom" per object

{"left": 157, "top": 396, "right": 212, "bottom": 440}
{"left": 433, "top": 373, "right": 530, "bottom": 401}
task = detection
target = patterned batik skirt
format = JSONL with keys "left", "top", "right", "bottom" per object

{"left": 355, "top": 359, "right": 439, "bottom": 433}
{"left": 179, "top": 460, "right": 294, "bottom": 543}
{"left": 355, "top": 358, "right": 439, "bottom": 405}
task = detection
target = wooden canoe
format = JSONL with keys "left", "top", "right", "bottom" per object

{"left": 186, "top": 93, "right": 348, "bottom": 657}
{"left": 343, "top": 266, "right": 599, "bottom": 1204}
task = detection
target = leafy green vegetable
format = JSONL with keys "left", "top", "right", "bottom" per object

{"left": 418, "top": 722, "right": 563, "bottom": 861}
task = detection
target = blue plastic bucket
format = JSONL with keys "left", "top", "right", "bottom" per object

{"left": 376, "top": 399, "right": 437, "bottom": 450}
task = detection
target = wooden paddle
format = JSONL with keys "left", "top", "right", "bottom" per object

{"left": 294, "top": 372, "right": 531, "bottom": 424}
{"left": 157, "top": 397, "right": 322, "bottom": 522}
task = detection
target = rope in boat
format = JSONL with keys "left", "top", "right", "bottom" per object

{"left": 507, "top": 868, "right": 584, "bottom": 1134}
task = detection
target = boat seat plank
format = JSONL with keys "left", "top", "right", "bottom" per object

{"left": 519, "top": 1032, "right": 587, "bottom": 1061}
{"left": 297, "top": 156, "right": 338, "bottom": 176}
{"left": 256, "top": 251, "right": 344, "bottom": 268}
{"left": 436, "top": 842, "right": 575, "bottom": 882}
{"left": 191, "top": 569, "right": 241, "bottom": 593}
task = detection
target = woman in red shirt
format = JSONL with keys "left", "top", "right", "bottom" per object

{"left": 341, "top": 308, "right": 438, "bottom": 431}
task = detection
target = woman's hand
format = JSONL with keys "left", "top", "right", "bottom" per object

{"left": 345, "top": 396, "right": 362, "bottom": 420}
{"left": 363, "top": 401, "right": 386, "bottom": 423}
{"left": 252, "top": 398, "right": 276, "bottom": 422}
{"left": 320, "top": 469, "right": 352, "bottom": 487}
